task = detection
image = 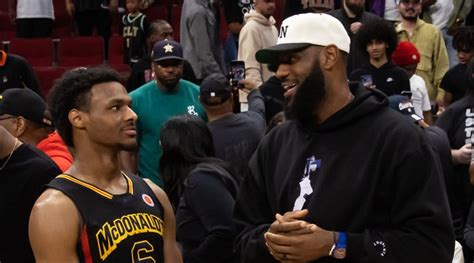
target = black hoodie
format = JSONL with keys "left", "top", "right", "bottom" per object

{"left": 233, "top": 84, "right": 454, "bottom": 262}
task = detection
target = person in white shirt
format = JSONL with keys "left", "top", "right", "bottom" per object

{"left": 392, "top": 41, "right": 433, "bottom": 124}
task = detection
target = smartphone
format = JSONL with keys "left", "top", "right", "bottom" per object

{"left": 230, "top": 60, "right": 245, "bottom": 86}
{"left": 360, "top": 74, "right": 373, "bottom": 88}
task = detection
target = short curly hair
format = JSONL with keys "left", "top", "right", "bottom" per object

{"left": 47, "top": 67, "right": 124, "bottom": 148}
{"left": 453, "top": 26, "right": 474, "bottom": 53}
{"left": 355, "top": 20, "right": 399, "bottom": 58}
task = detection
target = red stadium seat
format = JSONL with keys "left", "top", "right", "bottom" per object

{"left": 0, "top": 12, "right": 15, "bottom": 41}
{"left": 143, "top": 4, "right": 169, "bottom": 21}
{"left": 34, "top": 66, "right": 66, "bottom": 97}
{"left": 52, "top": 0, "right": 74, "bottom": 37}
{"left": 107, "top": 34, "right": 131, "bottom": 79}
{"left": 58, "top": 36, "right": 105, "bottom": 67}
{"left": 9, "top": 38, "right": 54, "bottom": 67}
{"left": 108, "top": 34, "right": 124, "bottom": 65}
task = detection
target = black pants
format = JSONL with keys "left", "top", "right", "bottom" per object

{"left": 74, "top": 9, "right": 111, "bottom": 39}
{"left": 16, "top": 18, "right": 53, "bottom": 38}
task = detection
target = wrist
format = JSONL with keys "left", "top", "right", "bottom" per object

{"left": 330, "top": 232, "right": 347, "bottom": 259}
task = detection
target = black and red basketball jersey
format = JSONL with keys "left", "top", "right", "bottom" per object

{"left": 48, "top": 173, "right": 165, "bottom": 262}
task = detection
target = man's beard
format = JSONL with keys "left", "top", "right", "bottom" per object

{"left": 345, "top": 1, "right": 364, "bottom": 16}
{"left": 284, "top": 63, "right": 326, "bottom": 124}
{"left": 401, "top": 9, "right": 418, "bottom": 21}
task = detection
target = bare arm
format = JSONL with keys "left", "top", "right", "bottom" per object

{"left": 144, "top": 179, "right": 183, "bottom": 263}
{"left": 65, "top": 0, "right": 74, "bottom": 17}
{"left": 29, "top": 189, "right": 82, "bottom": 263}
{"left": 119, "top": 150, "right": 137, "bottom": 174}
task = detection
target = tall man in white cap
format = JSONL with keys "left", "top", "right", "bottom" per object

{"left": 233, "top": 13, "right": 455, "bottom": 262}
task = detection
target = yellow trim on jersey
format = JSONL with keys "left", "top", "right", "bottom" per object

{"left": 57, "top": 174, "right": 114, "bottom": 199}
{"left": 122, "top": 172, "right": 134, "bottom": 195}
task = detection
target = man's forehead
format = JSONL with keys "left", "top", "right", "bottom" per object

{"left": 90, "top": 82, "right": 128, "bottom": 100}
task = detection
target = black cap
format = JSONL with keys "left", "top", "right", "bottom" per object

{"left": 199, "top": 73, "right": 231, "bottom": 106}
{"left": 388, "top": 95, "right": 422, "bottom": 123}
{"left": 0, "top": 88, "right": 53, "bottom": 126}
{"left": 151, "top": 40, "right": 183, "bottom": 62}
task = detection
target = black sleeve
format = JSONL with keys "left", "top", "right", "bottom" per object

{"left": 435, "top": 107, "right": 457, "bottom": 141}
{"left": 398, "top": 68, "right": 411, "bottom": 93}
{"left": 345, "top": 141, "right": 455, "bottom": 262}
{"left": 184, "top": 171, "right": 236, "bottom": 263}
{"left": 440, "top": 69, "right": 454, "bottom": 92}
{"left": 247, "top": 89, "right": 265, "bottom": 120}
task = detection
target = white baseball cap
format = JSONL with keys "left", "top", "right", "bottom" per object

{"left": 256, "top": 13, "right": 351, "bottom": 64}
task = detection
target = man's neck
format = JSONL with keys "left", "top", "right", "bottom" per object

{"left": 370, "top": 56, "right": 388, "bottom": 68}
{"left": 207, "top": 111, "right": 234, "bottom": 122}
{"left": 255, "top": 9, "right": 271, "bottom": 19}
{"left": 156, "top": 80, "right": 178, "bottom": 93}
{"left": 401, "top": 18, "right": 417, "bottom": 33}
{"left": 69, "top": 140, "right": 124, "bottom": 190}
{"left": 314, "top": 80, "right": 354, "bottom": 124}
{"left": 0, "top": 130, "right": 19, "bottom": 158}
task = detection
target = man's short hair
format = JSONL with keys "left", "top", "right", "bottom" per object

{"left": 48, "top": 67, "right": 123, "bottom": 148}
{"left": 355, "top": 20, "right": 399, "bottom": 58}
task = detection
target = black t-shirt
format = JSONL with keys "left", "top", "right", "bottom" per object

{"left": 127, "top": 57, "right": 198, "bottom": 92}
{"left": 441, "top": 63, "right": 470, "bottom": 104}
{"left": 208, "top": 89, "right": 266, "bottom": 181}
{"left": 436, "top": 96, "right": 474, "bottom": 222}
{"left": 0, "top": 53, "right": 41, "bottom": 97}
{"left": 349, "top": 62, "right": 411, "bottom": 96}
{"left": 0, "top": 143, "right": 60, "bottom": 263}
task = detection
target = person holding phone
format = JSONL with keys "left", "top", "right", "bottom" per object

{"left": 199, "top": 73, "right": 266, "bottom": 182}
{"left": 349, "top": 19, "right": 411, "bottom": 96}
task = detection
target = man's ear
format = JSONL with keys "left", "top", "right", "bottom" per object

{"left": 68, "top": 109, "right": 86, "bottom": 129}
{"left": 320, "top": 45, "right": 339, "bottom": 70}
{"left": 13, "top": 117, "right": 26, "bottom": 137}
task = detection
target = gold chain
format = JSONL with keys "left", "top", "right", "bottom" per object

{"left": 0, "top": 138, "right": 19, "bottom": 171}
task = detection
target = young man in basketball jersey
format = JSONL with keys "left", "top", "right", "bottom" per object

{"left": 28, "top": 67, "right": 182, "bottom": 263}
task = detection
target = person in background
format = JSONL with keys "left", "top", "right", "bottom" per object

{"left": 181, "top": 0, "right": 224, "bottom": 82}
{"left": 436, "top": 59, "right": 474, "bottom": 256}
{"left": 199, "top": 73, "right": 265, "bottom": 183}
{"left": 127, "top": 19, "right": 197, "bottom": 92}
{"left": 328, "top": 0, "right": 383, "bottom": 75}
{"left": 441, "top": 26, "right": 474, "bottom": 107}
{"left": 0, "top": 50, "right": 41, "bottom": 96}
{"left": 237, "top": 0, "right": 278, "bottom": 87}
{"left": 160, "top": 114, "right": 238, "bottom": 263}
{"left": 349, "top": 19, "right": 411, "bottom": 97}
{"left": 122, "top": 40, "right": 205, "bottom": 187}
{"left": 8, "top": 0, "right": 54, "bottom": 38}
{"left": 0, "top": 126, "right": 59, "bottom": 263}
{"left": 388, "top": 94, "right": 465, "bottom": 262}
{"left": 396, "top": 0, "right": 449, "bottom": 112}
{"left": 121, "top": 0, "right": 149, "bottom": 66}
{"left": 392, "top": 41, "right": 433, "bottom": 124}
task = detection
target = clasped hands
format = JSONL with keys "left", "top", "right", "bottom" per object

{"left": 264, "top": 209, "right": 334, "bottom": 263}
